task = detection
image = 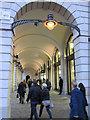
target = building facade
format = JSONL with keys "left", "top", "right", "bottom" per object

{"left": 0, "top": 0, "right": 90, "bottom": 119}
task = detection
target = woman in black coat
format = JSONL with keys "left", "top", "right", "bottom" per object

{"left": 18, "top": 80, "right": 26, "bottom": 104}
{"left": 78, "top": 83, "right": 88, "bottom": 120}
{"left": 39, "top": 83, "right": 52, "bottom": 120}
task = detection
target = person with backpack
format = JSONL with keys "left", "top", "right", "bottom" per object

{"left": 39, "top": 83, "right": 52, "bottom": 120}
{"left": 46, "top": 79, "right": 51, "bottom": 91}
{"left": 69, "top": 82, "right": 85, "bottom": 120}
{"left": 18, "top": 80, "right": 26, "bottom": 104}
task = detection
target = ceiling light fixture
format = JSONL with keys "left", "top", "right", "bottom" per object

{"left": 44, "top": 14, "right": 57, "bottom": 30}
{"left": 11, "top": 14, "right": 80, "bottom": 36}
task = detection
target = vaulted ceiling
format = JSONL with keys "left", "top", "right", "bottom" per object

{"left": 14, "top": 3, "right": 71, "bottom": 77}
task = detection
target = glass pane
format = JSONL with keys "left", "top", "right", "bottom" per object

{"left": 68, "top": 61, "right": 71, "bottom": 93}
{"left": 58, "top": 65, "right": 61, "bottom": 76}
{"left": 70, "top": 37, "right": 74, "bottom": 55}
{"left": 56, "top": 51, "right": 58, "bottom": 62}
{"left": 67, "top": 43, "right": 70, "bottom": 56}
{"left": 58, "top": 51, "right": 60, "bottom": 58}
{"left": 57, "top": 66, "right": 59, "bottom": 89}
{"left": 70, "top": 60, "right": 75, "bottom": 83}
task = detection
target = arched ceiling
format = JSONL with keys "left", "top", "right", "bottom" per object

{"left": 14, "top": 4, "right": 71, "bottom": 77}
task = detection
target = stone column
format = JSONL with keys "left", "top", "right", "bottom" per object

{"left": 88, "top": 3, "right": 90, "bottom": 118}
{"left": 14, "top": 63, "right": 16, "bottom": 91}
{"left": 12, "top": 62, "right": 15, "bottom": 93}
{"left": 71, "top": 2, "right": 90, "bottom": 118}
{"left": 61, "top": 53, "right": 66, "bottom": 94}
{"left": 0, "top": 8, "right": 13, "bottom": 120}
{"left": 46, "top": 62, "right": 48, "bottom": 80}
{"left": 15, "top": 65, "right": 18, "bottom": 91}
{"left": 73, "top": 35, "right": 90, "bottom": 117}
{"left": 22, "top": 72, "right": 25, "bottom": 80}
{"left": 0, "top": 1, "right": 27, "bottom": 118}
{"left": 51, "top": 57, "right": 53, "bottom": 89}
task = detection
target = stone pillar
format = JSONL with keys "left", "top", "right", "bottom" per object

{"left": 73, "top": 35, "right": 90, "bottom": 117}
{"left": 19, "top": 70, "right": 22, "bottom": 82}
{"left": 61, "top": 53, "right": 66, "bottom": 94}
{"left": 0, "top": 11, "right": 13, "bottom": 120}
{"left": 88, "top": 2, "right": 90, "bottom": 118}
{"left": 22, "top": 72, "right": 25, "bottom": 80}
{"left": 46, "top": 62, "right": 48, "bottom": 80}
{"left": 64, "top": 58, "right": 68, "bottom": 94}
{"left": 51, "top": 58, "right": 53, "bottom": 89}
{"left": 71, "top": 2, "right": 90, "bottom": 117}
{"left": 15, "top": 65, "right": 18, "bottom": 90}
{"left": 12, "top": 62, "right": 15, "bottom": 93}
{"left": 53, "top": 60, "right": 55, "bottom": 90}
{"left": 14, "top": 63, "right": 16, "bottom": 91}
{"left": 17, "top": 68, "right": 20, "bottom": 83}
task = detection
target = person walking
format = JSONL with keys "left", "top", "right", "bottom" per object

{"left": 27, "top": 78, "right": 32, "bottom": 89}
{"left": 39, "top": 83, "right": 52, "bottom": 120}
{"left": 18, "top": 80, "right": 26, "bottom": 104}
{"left": 78, "top": 83, "right": 88, "bottom": 120}
{"left": 58, "top": 77, "right": 63, "bottom": 95}
{"left": 43, "top": 78, "right": 45, "bottom": 83}
{"left": 69, "top": 82, "right": 85, "bottom": 120}
{"left": 26, "top": 80, "right": 41, "bottom": 120}
{"left": 26, "top": 75, "right": 30, "bottom": 83}
{"left": 37, "top": 79, "right": 42, "bottom": 90}
{"left": 46, "top": 79, "right": 51, "bottom": 91}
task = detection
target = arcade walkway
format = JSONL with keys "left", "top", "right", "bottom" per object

{"left": 10, "top": 90, "right": 70, "bottom": 119}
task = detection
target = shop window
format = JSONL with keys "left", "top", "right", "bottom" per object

{"left": 54, "top": 50, "right": 61, "bottom": 90}
{"left": 66, "top": 33, "right": 76, "bottom": 94}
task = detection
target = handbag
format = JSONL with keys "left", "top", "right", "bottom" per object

{"left": 16, "top": 93, "right": 19, "bottom": 98}
{"left": 42, "top": 100, "right": 50, "bottom": 106}
{"left": 49, "top": 102, "right": 54, "bottom": 109}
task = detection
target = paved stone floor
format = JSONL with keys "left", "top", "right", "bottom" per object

{"left": 10, "top": 90, "right": 70, "bottom": 119}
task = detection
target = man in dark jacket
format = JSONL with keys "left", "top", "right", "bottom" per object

{"left": 18, "top": 80, "right": 26, "bottom": 104}
{"left": 69, "top": 82, "right": 85, "bottom": 120}
{"left": 27, "top": 79, "right": 32, "bottom": 89}
{"left": 26, "top": 80, "right": 41, "bottom": 120}
{"left": 46, "top": 79, "right": 51, "bottom": 91}
{"left": 58, "top": 77, "right": 63, "bottom": 95}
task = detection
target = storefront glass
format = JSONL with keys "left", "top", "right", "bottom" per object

{"left": 66, "top": 34, "right": 76, "bottom": 94}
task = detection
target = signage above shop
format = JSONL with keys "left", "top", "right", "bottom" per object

{"left": 0, "top": 10, "right": 10, "bottom": 20}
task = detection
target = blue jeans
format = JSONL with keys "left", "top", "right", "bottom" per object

{"left": 30, "top": 103, "right": 39, "bottom": 120}
{"left": 70, "top": 117, "right": 84, "bottom": 120}
{"left": 39, "top": 104, "right": 52, "bottom": 119}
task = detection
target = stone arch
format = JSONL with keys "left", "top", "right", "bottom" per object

{"left": 12, "top": 1, "right": 79, "bottom": 81}
{"left": 12, "top": 1, "right": 81, "bottom": 54}
{"left": 11, "top": 1, "right": 87, "bottom": 39}
{"left": 12, "top": 1, "right": 81, "bottom": 87}
{"left": 14, "top": 2, "right": 77, "bottom": 25}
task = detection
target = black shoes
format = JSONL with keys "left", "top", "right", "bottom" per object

{"left": 28, "top": 118, "right": 32, "bottom": 120}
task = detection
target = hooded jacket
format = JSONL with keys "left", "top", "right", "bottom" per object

{"left": 69, "top": 88, "right": 85, "bottom": 118}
